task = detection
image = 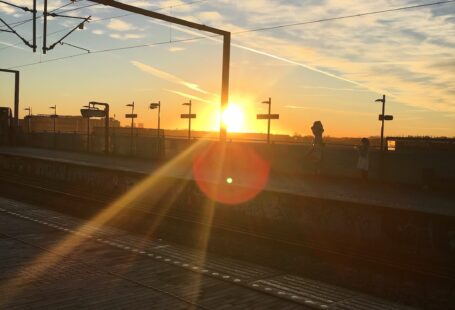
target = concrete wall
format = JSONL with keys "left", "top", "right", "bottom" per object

{"left": 1, "top": 153, "right": 453, "bottom": 265}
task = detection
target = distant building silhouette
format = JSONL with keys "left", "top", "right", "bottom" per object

{"left": 19, "top": 115, "right": 120, "bottom": 133}
{"left": 386, "top": 137, "right": 455, "bottom": 153}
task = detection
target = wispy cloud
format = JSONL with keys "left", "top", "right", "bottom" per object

{"left": 131, "top": 60, "right": 209, "bottom": 94}
{"left": 92, "top": 29, "right": 105, "bottom": 35}
{"left": 110, "top": 33, "right": 144, "bottom": 40}
{"left": 167, "top": 89, "right": 214, "bottom": 104}
{"left": 0, "top": 3, "right": 15, "bottom": 14}
{"left": 0, "top": 40, "right": 25, "bottom": 50}
{"left": 107, "top": 20, "right": 135, "bottom": 31}
{"left": 286, "top": 105, "right": 370, "bottom": 116}
{"left": 168, "top": 46, "right": 185, "bottom": 52}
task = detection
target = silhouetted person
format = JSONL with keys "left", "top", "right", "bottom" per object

{"left": 306, "top": 121, "right": 325, "bottom": 175}
{"left": 357, "top": 138, "right": 370, "bottom": 180}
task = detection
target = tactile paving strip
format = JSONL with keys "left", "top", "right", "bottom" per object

{"left": 0, "top": 197, "right": 414, "bottom": 310}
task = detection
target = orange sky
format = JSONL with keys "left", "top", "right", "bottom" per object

{"left": 1, "top": 0, "right": 454, "bottom": 137}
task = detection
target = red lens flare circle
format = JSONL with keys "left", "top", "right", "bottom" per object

{"left": 192, "top": 143, "right": 270, "bottom": 205}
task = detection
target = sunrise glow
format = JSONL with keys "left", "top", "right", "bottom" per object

{"left": 222, "top": 104, "right": 245, "bottom": 132}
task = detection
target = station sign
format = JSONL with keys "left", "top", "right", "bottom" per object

{"left": 81, "top": 109, "right": 106, "bottom": 118}
{"left": 378, "top": 115, "right": 393, "bottom": 121}
{"left": 181, "top": 114, "right": 196, "bottom": 119}
{"left": 125, "top": 113, "right": 138, "bottom": 119}
{"left": 257, "top": 114, "right": 279, "bottom": 120}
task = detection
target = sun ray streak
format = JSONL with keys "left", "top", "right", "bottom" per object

{"left": 1, "top": 139, "right": 208, "bottom": 301}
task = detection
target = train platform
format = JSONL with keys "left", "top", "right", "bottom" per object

{"left": 0, "top": 146, "right": 453, "bottom": 216}
{"left": 0, "top": 197, "right": 414, "bottom": 309}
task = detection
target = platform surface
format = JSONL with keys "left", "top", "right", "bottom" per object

{"left": 0, "top": 146, "right": 454, "bottom": 216}
{"left": 0, "top": 197, "right": 414, "bottom": 309}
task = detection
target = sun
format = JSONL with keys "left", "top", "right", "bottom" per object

{"left": 222, "top": 104, "right": 245, "bottom": 132}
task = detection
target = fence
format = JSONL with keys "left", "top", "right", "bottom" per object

{"left": 13, "top": 131, "right": 164, "bottom": 160}
{"left": 4, "top": 130, "right": 455, "bottom": 189}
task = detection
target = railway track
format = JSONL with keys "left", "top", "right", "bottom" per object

{"left": 0, "top": 197, "right": 412, "bottom": 310}
{"left": 0, "top": 172, "right": 453, "bottom": 309}
{"left": 0, "top": 172, "right": 452, "bottom": 280}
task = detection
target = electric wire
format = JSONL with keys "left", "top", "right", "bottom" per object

{"left": 4, "top": 0, "right": 454, "bottom": 70}
{"left": 0, "top": 0, "right": 208, "bottom": 51}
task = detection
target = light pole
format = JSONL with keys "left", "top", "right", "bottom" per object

{"left": 374, "top": 94, "right": 394, "bottom": 151}
{"left": 256, "top": 97, "right": 279, "bottom": 144}
{"left": 49, "top": 104, "right": 57, "bottom": 132}
{"left": 88, "top": 101, "right": 110, "bottom": 155}
{"left": 182, "top": 100, "right": 192, "bottom": 141}
{"left": 24, "top": 106, "right": 32, "bottom": 133}
{"left": 82, "top": 104, "right": 95, "bottom": 152}
{"left": 49, "top": 104, "right": 57, "bottom": 147}
{"left": 375, "top": 95, "right": 386, "bottom": 151}
{"left": 149, "top": 101, "right": 161, "bottom": 137}
{"left": 126, "top": 102, "right": 135, "bottom": 155}
{"left": 263, "top": 98, "right": 271, "bottom": 144}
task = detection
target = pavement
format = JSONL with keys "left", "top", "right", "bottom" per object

{"left": 0, "top": 146, "right": 454, "bottom": 216}
{"left": 0, "top": 197, "right": 415, "bottom": 310}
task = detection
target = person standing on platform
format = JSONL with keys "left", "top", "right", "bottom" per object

{"left": 357, "top": 138, "right": 370, "bottom": 180}
{"left": 306, "top": 121, "right": 325, "bottom": 175}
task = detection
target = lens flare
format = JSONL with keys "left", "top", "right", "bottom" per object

{"left": 193, "top": 143, "right": 270, "bottom": 205}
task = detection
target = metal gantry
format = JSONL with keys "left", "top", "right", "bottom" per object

{"left": 0, "top": 0, "right": 37, "bottom": 52}
{"left": 87, "top": 0, "right": 231, "bottom": 142}
{"left": 43, "top": 0, "right": 91, "bottom": 54}
{"left": 2, "top": 0, "right": 231, "bottom": 141}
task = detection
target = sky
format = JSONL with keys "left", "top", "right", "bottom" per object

{"left": 0, "top": 0, "right": 454, "bottom": 137}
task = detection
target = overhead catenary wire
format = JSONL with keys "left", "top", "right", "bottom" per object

{"left": 3, "top": 0, "right": 455, "bottom": 69}
{"left": 234, "top": 0, "right": 455, "bottom": 34}
{"left": 1, "top": 0, "right": 206, "bottom": 30}
{"left": 0, "top": 0, "right": 93, "bottom": 30}
{"left": 0, "top": 0, "right": 208, "bottom": 51}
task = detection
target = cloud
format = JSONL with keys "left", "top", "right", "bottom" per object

{"left": 110, "top": 33, "right": 145, "bottom": 40}
{"left": 0, "top": 3, "right": 15, "bottom": 14}
{"left": 167, "top": 89, "right": 214, "bottom": 104}
{"left": 107, "top": 20, "right": 135, "bottom": 31}
{"left": 0, "top": 40, "right": 25, "bottom": 50}
{"left": 92, "top": 29, "right": 105, "bottom": 35}
{"left": 201, "top": 0, "right": 455, "bottom": 112}
{"left": 168, "top": 47, "right": 185, "bottom": 52}
{"left": 131, "top": 60, "right": 209, "bottom": 94}
{"left": 286, "top": 105, "right": 370, "bottom": 116}
{"left": 197, "top": 11, "right": 224, "bottom": 23}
